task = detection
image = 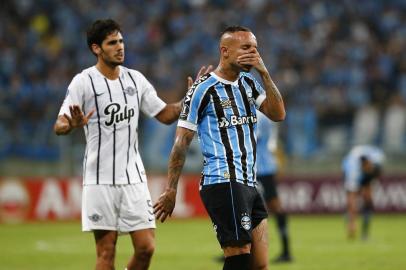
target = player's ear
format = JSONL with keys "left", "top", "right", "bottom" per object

{"left": 91, "top": 44, "right": 101, "bottom": 55}
{"left": 220, "top": 46, "right": 229, "bottom": 58}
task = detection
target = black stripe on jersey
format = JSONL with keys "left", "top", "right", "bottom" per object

{"left": 88, "top": 75, "right": 101, "bottom": 184}
{"left": 243, "top": 76, "right": 260, "bottom": 101}
{"left": 238, "top": 79, "right": 257, "bottom": 181}
{"left": 127, "top": 72, "right": 140, "bottom": 108}
{"left": 127, "top": 72, "right": 144, "bottom": 182}
{"left": 224, "top": 84, "right": 248, "bottom": 182}
{"left": 197, "top": 89, "right": 212, "bottom": 122}
{"left": 119, "top": 77, "right": 131, "bottom": 184}
{"left": 133, "top": 143, "right": 143, "bottom": 183}
{"left": 104, "top": 78, "right": 116, "bottom": 185}
{"left": 209, "top": 86, "right": 237, "bottom": 180}
{"left": 83, "top": 125, "right": 89, "bottom": 178}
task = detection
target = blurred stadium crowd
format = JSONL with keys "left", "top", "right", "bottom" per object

{"left": 1, "top": 0, "right": 406, "bottom": 169}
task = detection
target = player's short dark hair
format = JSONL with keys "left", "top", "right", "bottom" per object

{"left": 86, "top": 19, "right": 122, "bottom": 54}
{"left": 360, "top": 155, "right": 369, "bottom": 163}
{"left": 220, "top": 25, "right": 252, "bottom": 38}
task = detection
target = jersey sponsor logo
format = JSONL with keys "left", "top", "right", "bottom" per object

{"left": 180, "top": 104, "right": 190, "bottom": 119}
{"left": 104, "top": 103, "right": 135, "bottom": 126}
{"left": 241, "top": 213, "right": 251, "bottom": 230}
{"left": 218, "top": 115, "right": 257, "bottom": 128}
{"left": 88, "top": 213, "right": 103, "bottom": 222}
{"left": 123, "top": 86, "right": 137, "bottom": 96}
{"left": 180, "top": 74, "right": 210, "bottom": 120}
{"left": 95, "top": 91, "right": 105, "bottom": 97}
{"left": 184, "top": 74, "right": 210, "bottom": 103}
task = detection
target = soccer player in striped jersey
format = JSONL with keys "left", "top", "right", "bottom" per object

{"left": 256, "top": 111, "right": 292, "bottom": 263}
{"left": 342, "top": 145, "right": 385, "bottom": 240}
{"left": 54, "top": 19, "right": 210, "bottom": 270}
{"left": 154, "top": 26, "right": 285, "bottom": 270}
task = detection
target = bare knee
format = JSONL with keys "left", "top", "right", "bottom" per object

{"left": 97, "top": 243, "right": 116, "bottom": 267}
{"left": 223, "top": 243, "right": 251, "bottom": 257}
{"left": 136, "top": 242, "right": 155, "bottom": 261}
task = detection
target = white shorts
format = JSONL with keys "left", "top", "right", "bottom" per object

{"left": 82, "top": 183, "right": 156, "bottom": 232}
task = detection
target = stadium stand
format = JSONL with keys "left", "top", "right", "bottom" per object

{"left": 0, "top": 0, "right": 405, "bottom": 172}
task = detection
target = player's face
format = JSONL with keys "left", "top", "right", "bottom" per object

{"left": 227, "top": 32, "right": 258, "bottom": 72}
{"left": 98, "top": 31, "right": 125, "bottom": 66}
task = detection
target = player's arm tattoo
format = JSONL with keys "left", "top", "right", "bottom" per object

{"left": 262, "top": 72, "right": 283, "bottom": 102}
{"left": 259, "top": 72, "right": 286, "bottom": 121}
{"left": 167, "top": 127, "right": 195, "bottom": 189}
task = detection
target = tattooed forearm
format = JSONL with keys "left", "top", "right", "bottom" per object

{"left": 261, "top": 72, "right": 283, "bottom": 102}
{"left": 259, "top": 71, "right": 285, "bottom": 121}
{"left": 167, "top": 128, "right": 195, "bottom": 189}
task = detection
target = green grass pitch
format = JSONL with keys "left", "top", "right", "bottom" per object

{"left": 0, "top": 215, "right": 405, "bottom": 270}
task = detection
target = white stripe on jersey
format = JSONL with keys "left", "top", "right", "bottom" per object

{"left": 59, "top": 66, "right": 166, "bottom": 185}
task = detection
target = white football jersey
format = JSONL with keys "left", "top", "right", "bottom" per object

{"left": 342, "top": 145, "right": 385, "bottom": 191}
{"left": 59, "top": 66, "right": 166, "bottom": 185}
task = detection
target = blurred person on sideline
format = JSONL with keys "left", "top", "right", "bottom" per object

{"left": 153, "top": 26, "right": 285, "bottom": 270}
{"left": 342, "top": 145, "right": 385, "bottom": 240}
{"left": 53, "top": 19, "right": 211, "bottom": 270}
{"left": 255, "top": 111, "right": 292, "bottom": 263}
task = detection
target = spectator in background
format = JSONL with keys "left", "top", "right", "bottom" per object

{"left": 342, "top": 145, "right": 385, "bottom": 240}
{"left": 1, "top": 0, "right": 406, "bottom": 162}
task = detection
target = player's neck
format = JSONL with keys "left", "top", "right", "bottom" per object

{"left": 95, "top": 61, "right": 120, "bottom": 80}
{"left": 214, "top": 65, "right": 239, "bottom": 82}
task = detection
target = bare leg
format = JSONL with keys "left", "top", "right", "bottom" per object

{"left": 94, "top": 230, "right": 118, "bottom": 270}
{"left": 250, "top": 219, "right": 269, "bottom": 270}
{"left": 360, "top": 185, "right": 373, "bottom": 240}
{"left": 126, "top": 229, "right": 155, "bottom": 270}
{"left": 346, "top": 191, "right": 358, "bottom": 239}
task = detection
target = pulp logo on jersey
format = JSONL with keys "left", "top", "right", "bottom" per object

{"left": 218, "top": 115, "right": 257, "bottom": 128}
{"left": 104, "top": 103, "right": 135, "bottom": 126}
{"left": 88, "top": 213, "right": 103, "bottom": 222}
{"left": 241, "top": 213, "right": 251, "bottom": 230}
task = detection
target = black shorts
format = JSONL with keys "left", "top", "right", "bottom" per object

{"left": 360, "top": 165, "right": 381, "bottom": 187}
{"left": 257, "top": 174, "right": 278, "bottom": 201}
{"left": 200, "top": 181, "right": 268, "bottom": 247}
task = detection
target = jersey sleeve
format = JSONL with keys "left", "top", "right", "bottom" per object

{"left": 137, "top": 72, "right": 166, "bottom": 117}
{"left": 243, "top": 73, "right": 266, "bottom": 109}
{"left": 178, "top": 83, "right": 210, "bottom": 131}
{"left": 58, "top": 74, "right": 85, "bottom": 116}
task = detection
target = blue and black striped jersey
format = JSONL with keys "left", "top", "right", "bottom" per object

{"left": 178, "top": 72, "right": 266, "bottom": 187}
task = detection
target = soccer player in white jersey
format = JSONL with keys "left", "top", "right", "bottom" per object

{"left": 54, "top": 19, "right": 211, "bottom": 270}
{"left": 342, "top": 145, "right": 385, "bottom": 240}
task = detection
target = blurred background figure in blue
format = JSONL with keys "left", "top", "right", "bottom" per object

{"left": 342, "top": 145, "right": 385, "bottom": 240}
{"left": 256, "top": 111, "right": 292, "bottom": 263}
